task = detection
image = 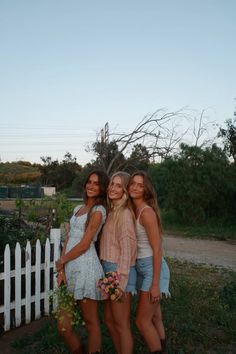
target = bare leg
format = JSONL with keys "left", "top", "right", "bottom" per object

{"left": 152, "top": 303, "right": 165, "bottom": 340}
{"left": 57, "top": 309, "right": 82, "bottom": 353}
{"left": 109, "top": 293, "right": 133, "bottom": 354}
{"left": 104, "top": 300, "right": 121, "bottom": 353}
{"left": 79, "top": 299, "right": 102, "bottom": 353}
{"left": 136, "top": 291, "right": 162, "bottom": 352}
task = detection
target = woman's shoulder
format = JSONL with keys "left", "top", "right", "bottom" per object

{"left": 120, "top": 207, "right": 135, "bottom": 223}
{"left": 73, "top": 204, "right": 83, "bottom": 214}
{"left": 140, "top": 205, "right": 156, "bottom": 222}
{"left": 91, "top": 204, "right": 107, "bottom": 220}
{"left": 92, "top": 204, "right": 106, "bottom": 213}
{"left": 122, "top": 207, "right": 133, "bottom": 217}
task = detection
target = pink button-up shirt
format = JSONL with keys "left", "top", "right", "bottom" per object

{"left": 100, "top": 208, "right": 137, "bottom": 290}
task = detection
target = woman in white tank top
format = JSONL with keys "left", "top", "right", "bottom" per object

{"left": 128, "top": 171, "right": 170, "bottom": 354}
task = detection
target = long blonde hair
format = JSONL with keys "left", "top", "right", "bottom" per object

{"left": 108, "top": 171, "right": 134, "bottom": 224}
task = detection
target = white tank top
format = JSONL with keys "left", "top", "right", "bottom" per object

{"left": 136, "top": 205, "right": 153, "bottom": 258}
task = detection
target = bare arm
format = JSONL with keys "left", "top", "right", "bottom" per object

{"left": 140, "top": 208, "right": 162, "bottom": 300}
{"left": 61, "top": 222, "right": 70, "bottom": 256}
{"left": 56, "top": 211, "right": 103, "bottom": 269}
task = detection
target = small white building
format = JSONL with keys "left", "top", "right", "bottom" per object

{"left": 41, "top": 186, "right": 56, "bottom": 197}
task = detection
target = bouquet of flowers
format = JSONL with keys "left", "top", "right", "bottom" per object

{"left": 97, "top": 271, "right": 121, "bottom": 300}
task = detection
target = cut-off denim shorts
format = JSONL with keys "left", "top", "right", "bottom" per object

{"left": 136, "top": 257, "right": 171, "bottom": 297}
{"left": 101, "top": 260, "right": 137, "bottom": 293}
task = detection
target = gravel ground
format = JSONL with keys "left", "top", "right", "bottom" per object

{"left": 163, "top": 234, "right": 236, "bottom": 271}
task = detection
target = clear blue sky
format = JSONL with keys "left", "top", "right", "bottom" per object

{"left": 0, "top": 0, "right": 235, "bottom": 165}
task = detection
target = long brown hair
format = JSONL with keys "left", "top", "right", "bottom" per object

{"left": 83, "top": 170, "right": 109, "bottom": 228}
{"left": 129, "top": 171, "right": 162, "bottom": 233}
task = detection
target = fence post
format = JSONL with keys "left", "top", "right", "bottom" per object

{"left": 25, "top": 241, "right": 31, "bottom": 324}
{"left": 44, "top": 238, "right": 51, "bottom": 315}
{"left": 35, "top": 240, "right": 41, "bottom": 320}
{"left": 4, "top": 244, "right": 11, "bottom": 331}
{"left": 50, "top": 228, "right": 61, "bottom": 287}
{"left": 15, "top": 242, "right": 22, "bottom": 327}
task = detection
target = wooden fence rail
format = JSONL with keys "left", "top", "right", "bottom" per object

{"left": 0, "top": 229, "right": 61, "bottom": 332}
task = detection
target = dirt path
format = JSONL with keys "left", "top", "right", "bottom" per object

{"left": 163, "top": 234, "right": 236, "bottom": 271}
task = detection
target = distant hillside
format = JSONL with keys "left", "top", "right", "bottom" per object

{"left": 0, "top": 162, "right": 41, "bottom": 184}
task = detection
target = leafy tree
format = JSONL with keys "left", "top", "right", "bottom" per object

{"left": 91, "top": 140, "right": 126, "bottom": 173}
{"left": 126, "top": 144, "right": 151, "bottom": 173}
{"left": 218, "top": 118, "right": 236, "bottom": 163}
{"left": 39, "top": 152, "right": 82, "bottom": 191}
{"left": 149, "top": 143, "right": 236, "bottom": 224}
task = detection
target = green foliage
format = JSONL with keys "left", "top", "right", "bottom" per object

{"left": 162, "top": 214, "right": 236, "bottom": 240}
{"left": 126, "top": 144, "right": 150, "bottom": 173}
{"left": 218, "top": 117, "right": 236, "bottom": 163}
{"left": 49, "top": 283, "right": 84, "bottom": 328}
{"left": 148, "top": 144, "right": 236, "bottom": 226}
{"left": 11, "top": 260, "right": 236, "bottom": 353}
{"left": 39, "top": 152, "right": 82, "bottom": 191}
{"left": 21, "top": 193, "right": 75, "bottom": 227}
{"left": 91, "top": 139, "right": 126, "bottom": 173}
{"left": 0, "top": 193, "right": 76, "bottom": 254}
{"left": 0, "top": 215, "right": 47, "bottom": 254}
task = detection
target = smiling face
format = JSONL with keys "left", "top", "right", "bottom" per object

{"left": 85, "top": 173, "right": 101, "bottom": 199}
{"left": 128, "top": 174, "right": 145, "bottom": 201}
{"left": 108, "top": 175, "right": 124, "bottom": 204}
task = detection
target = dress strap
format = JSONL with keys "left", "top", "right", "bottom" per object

{"left": 73, "top": 205, "right": 83, "bottom": 216}
{"left": 137, "top": 205, "right": 151, "bottom": 221}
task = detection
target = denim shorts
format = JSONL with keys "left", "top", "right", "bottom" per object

{"left": 136, "top": 257, "right": 171, "bottom": 297}
{"left": 101, "top": 260, "right": 137, "bottom": 293}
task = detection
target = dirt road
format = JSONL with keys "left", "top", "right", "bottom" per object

{"left": 163, "top": 234, "right": 236, "bottom": 271}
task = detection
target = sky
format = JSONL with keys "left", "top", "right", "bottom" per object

{"left": 0, "top": 0, "right": 235, "bottom": 166}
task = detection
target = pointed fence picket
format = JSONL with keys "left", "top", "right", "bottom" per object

{"left": 0, "top": 229, "right": 61, "bottom": 332}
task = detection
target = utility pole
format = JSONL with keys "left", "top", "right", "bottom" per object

{"left": 100, "top": 122, "right": 109, "bottom": 143}
{"left": 99, "top": 123, "right": 109, "bottom": 167}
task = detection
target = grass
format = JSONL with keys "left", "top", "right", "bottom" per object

{"left": 163, "top": 222, "right": 236, "bottom": 241}
{"left": 11, "top": 259, "right": 236, "bottom": 354}
{"left": 161, "top": 209, "right": 236, "bottom": 241}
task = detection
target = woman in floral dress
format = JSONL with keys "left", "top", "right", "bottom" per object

{"left": 56, "top": 170, "right": 109, "bottom": 354}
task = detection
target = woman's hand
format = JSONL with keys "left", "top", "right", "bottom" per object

{"left": 149, "top": 284, "right": 161, "bottom": 304}
{"left": 57, "top": 269, "right": 67, "bottom": 286}
{"left": 55, "top": 258, "right": 64, "bottom": 272}
{"left": 113, "top": 287, "right": 126, "bottom": 302}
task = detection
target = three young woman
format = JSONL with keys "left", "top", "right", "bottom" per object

{"left": 56, "top": 169, "right": 169, "bottom": 354}
{"left": 56, "top": 170, "right": 109, "bottom": 354}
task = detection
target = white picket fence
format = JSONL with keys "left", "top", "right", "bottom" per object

{"left": 0, "top": 229, "right": 61, "bottom": 332}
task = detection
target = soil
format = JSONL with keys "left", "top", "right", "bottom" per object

{"left": 0, "top": 234, "right": 236, "bottom": 353}
{"left": 163, "top": 234, "right": 236, "bottom": 271}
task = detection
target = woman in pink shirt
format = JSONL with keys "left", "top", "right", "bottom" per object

{"left": 99, "top": 171, "right": 137, "bottom": 354}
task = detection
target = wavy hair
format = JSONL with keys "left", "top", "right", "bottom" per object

{"left": 129, "top": 171, "right": 162, "bottom": 233}
{"left": 83, "top": 170, "right": 109, "bottom": 229}
{"left": 108, "top": 171, "right": 134, "bottom": 225}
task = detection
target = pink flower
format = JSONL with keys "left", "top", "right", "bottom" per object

{"left": 97, "top": 271, "right": 121, "bottom": 301}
